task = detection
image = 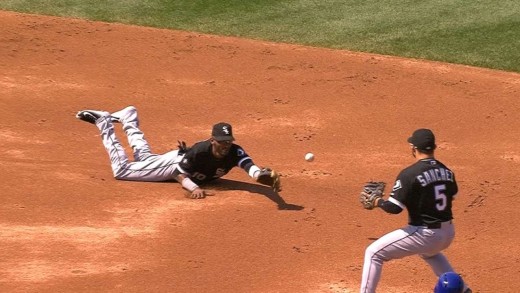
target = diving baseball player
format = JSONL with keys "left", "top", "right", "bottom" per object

{"left": 75, "top": 106, "right": 281, "bottom": 198}
{"left": 358, "top": 129, "right": 471, "bottom": 293}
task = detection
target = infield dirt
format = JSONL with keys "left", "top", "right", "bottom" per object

{"left": 1, "top": 11, "right": 519, "bottom": 293}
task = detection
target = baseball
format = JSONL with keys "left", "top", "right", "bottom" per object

{"left": 305, "top": 152, "right": 314, "bottom": 162}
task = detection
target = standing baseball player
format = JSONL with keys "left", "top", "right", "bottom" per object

{"left": 75, "top": 106, "right": 281, "bottom": 199}
{"left": 358, "top": 129, "right": 471, "bottom": 293}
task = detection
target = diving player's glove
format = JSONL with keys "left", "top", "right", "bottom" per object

{"left": 256, "top": 167, "right": 282, "bottom": 192}
{"left": 177, "top": 140, "right": 190, "bottom": 155}
{"left": 359, "top": 181, "right": 386, "bottom": 210}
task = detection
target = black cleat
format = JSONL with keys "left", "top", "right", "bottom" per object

{"left": 76, "top": 110, "right": 109, "bottom": 124}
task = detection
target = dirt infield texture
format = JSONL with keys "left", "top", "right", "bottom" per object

{"left": 1, "top": 11, "right": 519, "bottom": 293}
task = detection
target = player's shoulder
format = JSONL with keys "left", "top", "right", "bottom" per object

{"left": 432, "top": 159, "right": 451, "bottom": 169}
{"left": 187, "top": 140, "right": 211, "bottom": 154}
{"left": 230, "top": 143, "right": 248, "bottom": 157}
{"left": 398, "top": 160, "right": 428, "bottom": 179}
{"left": 402, "top": 159, "right": 453, "bottom": 175}
{"left": 398, "top": 164, "right": 417, "bottom": 179}
{"left": 420, "top": 158, "right": 453, "bottom": 172}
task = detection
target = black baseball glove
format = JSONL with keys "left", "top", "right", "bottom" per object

{"left": 359, "top": 181, "right": 386, "bottom": 210}
{"left": 256, "top": 167, "right": 282, "bottom": 192}
{"left": 177, "top": 140, "right": 190, "bottom": 155}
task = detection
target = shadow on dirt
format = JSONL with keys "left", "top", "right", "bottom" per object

{"left": 204, "top": 178, "right": 304, "bottom": 211}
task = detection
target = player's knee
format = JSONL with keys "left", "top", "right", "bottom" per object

{"left": 113, "top": 172, "right": 124, "bottom": 180}
{"left": 112, "top": 165, "right": 128, "bottom": 179}
{"left": 365, "top": 244, "right": 386, "bottom": 264}
{"left": 364, "top": 245, "right": 377, "bottom": 259}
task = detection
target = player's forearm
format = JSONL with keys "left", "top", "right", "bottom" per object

{"left": 181, "top": 177, "right": 200, "bottom": 192}
{"left": 376, "top": 198, "right": 403, "bottom": 214}
{"left": 174, "top": 173, "right": 200, "bottom": 192}
{"left": 175, "top": 173, "right": 208, "bottom": 199}
{"left": 247, "top": 165, "right": 261, "bottom": 179}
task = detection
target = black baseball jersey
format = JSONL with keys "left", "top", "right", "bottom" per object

{"left": 389, "top": 158, "right": 458, "bottom": 226}
{"left": 176, "top": 140, "right": 253, "bottom": 184}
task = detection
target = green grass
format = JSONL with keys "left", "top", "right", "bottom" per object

{"left": 1, "top": 0, "right": 519, "bottom": 72}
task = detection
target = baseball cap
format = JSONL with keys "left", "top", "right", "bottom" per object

{"left": 212, "top": 122, "right": 235, "bottom": 141}
{"left": 407, "top": 128, "right": 436, "bottom": 151}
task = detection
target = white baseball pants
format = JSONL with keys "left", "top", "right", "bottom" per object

{"left": 94, "top": 108, "right": 182, "bottom": 182}
{"left": 360, "top": 221, "right": 455, "bottom": 293}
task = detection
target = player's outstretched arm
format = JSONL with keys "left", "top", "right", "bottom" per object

{"left": 241, "top": 160, "right": 282, "bottom": 192}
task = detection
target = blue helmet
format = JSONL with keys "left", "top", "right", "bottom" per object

{"left": 434, "top": 272, "right": 464, "bottom": 293}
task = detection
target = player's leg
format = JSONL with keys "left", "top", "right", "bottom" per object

{"left": 419, "top": 222, "right": 455, "bottom": 274}
{"left": 77, "top": 110, "right": 131, "bottom": 176}
{"left": 77, "top": 109, "right": 179, "bottom": 182}
{"left": 419, "top": 223, "right": 471, "bottom": 291}
{"left": 422, "top": 253, "right": 454, "bottom": 276}
{"left": 109, "top": 106, "right": 183, "bottom": 181}
{"left": 360, "top": 228, "right": 411, "bottom": 293}
{"left": 92, "top": 113, "right": 132, "bottom": 178}
{"left": 111, "top": 106, "right": 153, "bottom": 161}
{"left": 360, "top": 225, "right": 447, "bottom": 293}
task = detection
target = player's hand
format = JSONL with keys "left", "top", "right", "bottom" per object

{"left": 256, "top": 167, "right": 282, "bottom": 192}
{"left": 188, "top": 188, "right": 207, "bottom": 199}
{"left": 186, "top": 188, "right": 216, "bottom": 199}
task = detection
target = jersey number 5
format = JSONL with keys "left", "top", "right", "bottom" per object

{"left": 434, "top": 184, "right": 447, "bottom": 211}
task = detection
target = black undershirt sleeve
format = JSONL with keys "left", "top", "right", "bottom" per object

{"left": 171, "top": 168, "right": 181, "bottom": 179}
{"left": 241, "top": 160, "right": 254, "bottom": 171}
{"left": 377, "top": 198, "right": 403, "bottom": 214}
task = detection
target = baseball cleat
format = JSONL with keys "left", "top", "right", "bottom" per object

{"left": 76, "top": 110, "right": 109, "bottom": 124}
{"left": 110, "top": 105, "right": 136, "bottom": 123}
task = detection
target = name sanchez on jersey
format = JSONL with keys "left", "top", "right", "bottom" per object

{"left": 417, "top": 167, "right": 454, "bottom": 187}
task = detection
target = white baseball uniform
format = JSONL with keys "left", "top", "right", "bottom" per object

{"left": 94, "top": 107, "right": 183, "bottom": 181}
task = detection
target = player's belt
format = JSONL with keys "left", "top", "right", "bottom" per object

{"left": 425, "top": 220, "right": 452, "bottom": 229}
